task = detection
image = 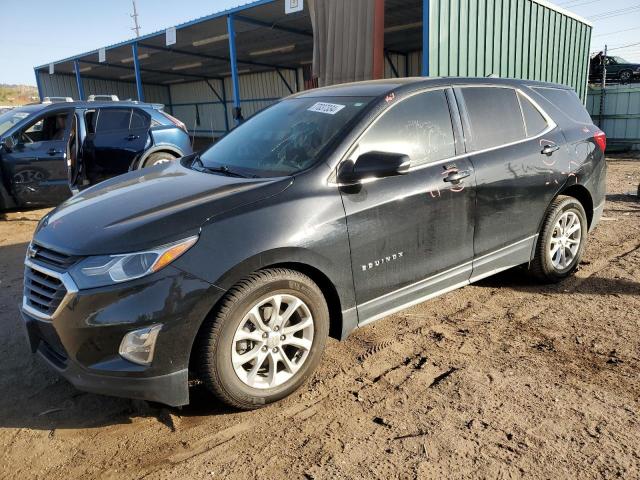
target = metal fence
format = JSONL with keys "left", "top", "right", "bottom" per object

{"left": 587, "top": 84, "right": 640, "bottom": 150}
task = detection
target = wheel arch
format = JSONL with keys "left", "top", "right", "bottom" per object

{"left": 134, "top": 145, "right": 184, "bottom": 170}
{"left": 557, "top": 183, "right": 593, "bottom": 228}
{"left": 531, "top": 183, "right": 594, "bottom": 262}
{"left": 187, "top": 249, "right": 351, "bottom": 374}
{"left": 261, "top": 261, "right": 345, "bottom": 340}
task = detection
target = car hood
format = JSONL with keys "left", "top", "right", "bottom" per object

{"left": 33, "top": 161, "right": 292, "bottom": 256}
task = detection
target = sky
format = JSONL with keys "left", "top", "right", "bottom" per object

{"left": 0, "top": 0, "right": 639, "bottom": 86}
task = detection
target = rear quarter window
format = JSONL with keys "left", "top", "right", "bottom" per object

{"left": 517, "top": 92, "right": 549, "bottom": 137}
{"left": 130, "top": 109, "right": 151, "bottom": 130}
{"left": 532, "top": 87, "right": 592, "bottom": 125}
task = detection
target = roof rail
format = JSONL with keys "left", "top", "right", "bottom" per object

{"left": 87, "top": 94, "right": 120, "bottom": 102}
{"left": 43, "top": 96, "right": 74, "bottom": 103}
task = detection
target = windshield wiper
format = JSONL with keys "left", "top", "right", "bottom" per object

{"left": 191, "top": 155, "right": 248, "bottom": 178}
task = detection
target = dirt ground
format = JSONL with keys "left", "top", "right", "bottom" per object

{"left": 0, "top": 156, "right": 638, "bottom": 480}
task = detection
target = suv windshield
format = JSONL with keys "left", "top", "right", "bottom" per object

{"left": 196, "top": 96, "right": 373, "bottom": 177}
{"left": 0, "top": 109, "right": 31, "bottom": 136}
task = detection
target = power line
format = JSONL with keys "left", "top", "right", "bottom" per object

{"left": 608, "top": 41, "right": 640, "bottom": 51}
{"left": 558, "top": 0, "right": 604, "bottom": 8}
{"left": 588, "top": 5, "right": 640, "bottom": 20}
{"left": 593, "top": 26, "right": 640, "bottom": 37}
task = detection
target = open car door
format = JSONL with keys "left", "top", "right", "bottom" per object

{"left": 4, "top": 110, "right": 74, "bottom": 207}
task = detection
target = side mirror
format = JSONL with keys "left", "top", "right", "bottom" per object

{"left": 337, "top": 151, "right": 410, "bottom": 185}
{"left": 1, "top": 135, "right": 16, "bottom": 152}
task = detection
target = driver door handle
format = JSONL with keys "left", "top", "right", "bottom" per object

{"left": 126, "top": 134, "right": 140, "bottom": 141}
{"left": 47, "top": 148, "right": 63, "bottom": 156}
{"left": 541, "top": 143, "right": 560, "bottom": 156}
{"left": 443, "top": 169, "right": 471, "bottom": 184}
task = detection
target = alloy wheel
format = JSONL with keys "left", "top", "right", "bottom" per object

{"left": 232, "top": 294, "right": 314, "bottom": 389}
{"left": 152, "top": 158, "right": 172, "bottom": 166}
{"left": 549, "top": 210, "right": 582, "bottom": 270}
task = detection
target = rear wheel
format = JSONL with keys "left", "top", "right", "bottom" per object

{"left": 195, "top": 268, "right": 329, "bottom": 410}
{"left": 142, "top": 152, "right": 178, "bottom": 168}
{"left": 530, "top": 195, "right": 588, "bottom": 283}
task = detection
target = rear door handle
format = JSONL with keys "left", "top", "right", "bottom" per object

{"left": 541, "top": 143, "right": 560, "bottom": 156}
{"left": 126, "top": 134, "right": 140, "bottom": 141}
{"left": 443, "top": 169, "right": 471, "bottom": 184}
{"left": 47, "top": 148, "right": 62, "bottom": 156}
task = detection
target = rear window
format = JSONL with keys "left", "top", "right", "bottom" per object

{"left": 532, "top": 87, "right": 592, "bottom": 125}
{"left": 460, "top": 87, "right": 526, "bottom": 151}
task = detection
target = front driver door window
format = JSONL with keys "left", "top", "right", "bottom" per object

{"left": 6, "top": 110, "right": 73, "bottom": 206}
{"left": 339, "top": 88, "right": 476, "bottom": 322}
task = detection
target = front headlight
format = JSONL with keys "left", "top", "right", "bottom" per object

{"left": 69, "top": 235, "right": 198, "bottom": 289}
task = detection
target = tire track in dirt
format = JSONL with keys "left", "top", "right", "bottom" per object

{"left": 135, "top": 207, "right": 640, "bottom": 478}
{"left": 118, "top": 231, "right": 640, "bottom": 479}
{"left": 2, "top": 162, "right": 639, "bottom": 479}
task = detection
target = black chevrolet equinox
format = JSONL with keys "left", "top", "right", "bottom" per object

{"left": 22, "top": 78, "right": 606, "bottom": 409}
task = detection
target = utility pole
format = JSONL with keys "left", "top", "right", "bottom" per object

{"left": 131, "top": 0, "right": 141, "bottom": 37}
{"left": 598, "top": 44, "right": 607, "bottom": 128}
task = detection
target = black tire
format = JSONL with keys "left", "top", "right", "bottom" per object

{"left": 195, "top": 268, "right": 329, "bottom": 410}
{"left": 619, "top": 70, "right": 632, "bottom": 84}
{"left": 141, "top": 152, "right": 178, "bottom": 168}
{"left": 530, "top": 195, "right": 588, "bottom": 283}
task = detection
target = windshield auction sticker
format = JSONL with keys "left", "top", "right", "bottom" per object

{"left": 308, "top": 102, "right": 346, "bottom": 115}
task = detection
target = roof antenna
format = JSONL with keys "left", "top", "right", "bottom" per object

{"left": 486, "top": 73, "right": 498, "bottom": 78}
{"left": 131, "top": 0, "right": 141, "bottom": 37}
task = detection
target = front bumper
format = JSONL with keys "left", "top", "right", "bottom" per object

{"left": 21, "top": 264, "right": 224, "bottom": 406}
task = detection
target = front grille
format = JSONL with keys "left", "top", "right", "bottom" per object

{"left": 24, "top": 266, "right": 67, "bottom": 317}
{"left": 29, "top": 243, "right": 78, "bottom": 269}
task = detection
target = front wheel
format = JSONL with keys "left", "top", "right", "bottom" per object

{"left": 619, "top": 70, "right": 633, "bottom": 84}
{"left": 195, "top": 269, "right": 329, "bottom": 410}
{"left": 142, "top": 152, "right": 178, "bottom": 168}
{"left": 529, "top": 195, "right": 588, "bottom": 283}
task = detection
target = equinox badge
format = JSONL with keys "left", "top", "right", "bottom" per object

{"left": 361, "top": 252, "right": 404, "bottom": 271}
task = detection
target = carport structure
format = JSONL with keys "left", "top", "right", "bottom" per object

{"left": 34, "top": 0, "right": 424, "bottom": 139}
{"left": 35, "top": 0, "right": 591, "bottom": 140}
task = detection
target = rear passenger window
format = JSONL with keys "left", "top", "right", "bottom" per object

{"left": 358, "top": 89, "right": 455, "bottom": 167}
{"left": 130, "top": 109, "right": 150, "bottom": 130}
{"left": 532, "top": 87, "right": 592, "bottom": 125}
{"left": 460, "top": 87, "right": 526, "bottom": 151}
{"left": 517, "top": 92, "right": 548, "bottom": 137}
{"left": 96, "top": 109, "right": 131, "bottom": 132}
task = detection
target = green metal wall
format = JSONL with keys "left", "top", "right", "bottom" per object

{"left": 428, "top": 0, "right": 592, "bottom": 100}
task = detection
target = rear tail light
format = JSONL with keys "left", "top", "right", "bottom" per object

{"left": 594, "top": 130, "right": 606, "bottom": 152}
{"left": 160, "top": 111, "right": 188, "bottom": 133}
